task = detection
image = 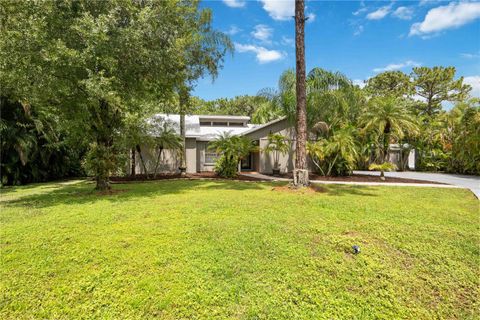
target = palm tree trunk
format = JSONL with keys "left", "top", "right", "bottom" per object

{"left": 153, "top": 147, "right": 163, "bottom": 178}
{"left": 179, "top": 88, "right": 188, "bottom": 176}
{"left": 293, "top": 0, "right": 309, "bottom": 187}
{"left": 130, "top": 148, "right": 136, "bottom": 177}
{"left": 136, "top": 144, "right": 148, "bottom": 176}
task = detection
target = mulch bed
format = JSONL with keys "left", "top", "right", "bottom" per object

{"left": 110, "top": 172, "right": 269, "bottom": 183}
{"left": 269, "top": 173, "right": 445, "bottom": 185}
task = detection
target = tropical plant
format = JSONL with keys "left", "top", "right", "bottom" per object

{"left": 307, "top": 126, "right": 358, "bottom": 176}
{"left": 209, "top": 133, "right": 255, "bottom": 178}
{"left": 369, "top": 162, "right": 397, "bottom": 181}
{"left": 361, "top": 96, "right": 419, "bottom": 164}
{"left": 151, "top": 121, "right": 183, "bottom": 177}
{"left": 0, "top": 96, "right": 84, "bottom": 186}
{"left": 264, "top": 133, "right": 290, "bottom": 173}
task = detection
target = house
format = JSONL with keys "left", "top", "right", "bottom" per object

{"left": 131, "top": 114, "right": 298, "bottom": 174}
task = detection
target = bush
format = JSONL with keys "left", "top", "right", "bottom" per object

{"left": 82, "top": 142, "right": 118, "bottom": 184}
{"left": 214, "top": 155, "right": 238, "bottom": 178}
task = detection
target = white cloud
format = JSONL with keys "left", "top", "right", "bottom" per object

{"left": 281, "top": 36, "right": 295, "bottom": 47}
{"left": 464, "top": 76, "right": 480, "bottom": 97}
{"left": 226, "top": 25, "right": 242, "bottom": 36}
{"left": 461, "top": 52, "right": 480, "bottom": 59}
{"left": 353, "top": 7, "right": 368, "bottom": 16}
{"left": 353, "top": 25, "right": 364, "bottom": 36}
{"left": 373, "top": 60, "right": 421, "bottom": 73}
{"left": 392, "top": 6, "right": 414, "bottom": 20}
{"left": 259, "top": 0, "right": 315, "bottom": 22}
{"left": 353, "top": 79, "right": 366, "bottom": 88}
{"left": 251, "top": 24, "right": 273, "bottom": 42}
{"left": 235, "top": 43, "right": 284, "bottom": 63}
{"left": 307, "top": 12, "right": 316, "bottom": 22}
{"left": 260, "top": 0, "right": 293, "bottom": 21}
{"left": 222, "top": 0, "right": 245, "bottom": 8}
{"left": 410, "top": 2, "right": 480, "bottom": 37}
{"left": 366, "top": 5, "right": 392, "bottom": 20}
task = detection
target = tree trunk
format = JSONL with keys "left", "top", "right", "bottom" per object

{"left": 130, "top": 148, "right": 136, "bottom": 177}
{"left": 136, "top": 144, "right": 148, "bottom": 175}
{"left": 179, "top": 88, "right": 188, "bottom": 176}
{"left": 293, "top": 0, "right": 309, "bottom": 187}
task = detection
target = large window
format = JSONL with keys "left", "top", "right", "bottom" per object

{"left": 205, "top": 152, "right": 219, "bottom": 165}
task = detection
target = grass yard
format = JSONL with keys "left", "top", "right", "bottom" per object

{"left": 0, "top": 180, "right": 478, "bottom": 319}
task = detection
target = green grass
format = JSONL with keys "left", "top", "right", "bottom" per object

{"left": 1, "top": 180, "right": 478, "bottom": 319}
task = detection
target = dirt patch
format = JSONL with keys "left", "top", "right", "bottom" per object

{"left": 110, "top": 172, "right": 269, "bottom": 183}
{"left": 271, "top": 184, "right": 327, "bottom": 194}
{"left": 269, "top": 173, "right": 445, "bottom": 185}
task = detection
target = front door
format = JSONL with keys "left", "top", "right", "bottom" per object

{"left": 241, "top": 153, "right": 253, "bottom": 171}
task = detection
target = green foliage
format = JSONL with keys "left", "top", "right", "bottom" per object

{"left": 209, "top": 133, "right": 255, "bottom": 178}
{"left": 0, "top": 0, "right": 232, "bottom": 189}
{"left": 412, "top": 66, "right": 471, "bottom": 117}
{"left": 365, "top": 71, "right": 413, "bottom": 98}
{"left": 0, "top": 96, "right": 84, "bottom": 186}
{"left": 213, "top": 154, "right": 239, "bottom": 178}
{"left": 308, "top": 126, "right": 358, "bottom": 176}
{"left": 369, "top": 162, "right": 397, "bottom": 172}
{"left": 1, "top": 180, "right": 478, "bottom": 318}
{"left": 264, "top": 133, "right": 290, "bottom": 170}
{"left": 82, "top": 142, "right": 118, "bottom": 189}
{"left": 361, "top": 96, "right": 419, "bottom": 163}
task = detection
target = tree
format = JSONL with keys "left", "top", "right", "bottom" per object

{"left": 412, "top": 67, "right": 471, "bottom": 117}
{"left": 293, "top": 0, "right": 309, "bottom": 187}
{"left": 264, "top": 133, "right": 290, "bottom": 174}
{"left": 176, "top": 9, "right": 233, "bottom": 174}
{"left": 209, "top": 133, "right": 255, "bottom": 178}
{"left": 361, "top": 96, "right": 419, "bottom": 163}
{"left": 1, "top": 0, "right": 230, "bottom": 190}
{"left": 365, "top": 71, "right": 413, "bottom": 98}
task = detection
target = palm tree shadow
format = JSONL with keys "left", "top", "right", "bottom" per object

{"left": 320, "top": 184, "right": 379, "bottom": 197}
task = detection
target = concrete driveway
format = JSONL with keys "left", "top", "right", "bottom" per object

{"left": 355, "top": 171, "right": 480, "bottom": 198}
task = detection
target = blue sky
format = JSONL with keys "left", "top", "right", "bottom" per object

{"left": 193, "top": 0, "right": 480, "bottom": 100}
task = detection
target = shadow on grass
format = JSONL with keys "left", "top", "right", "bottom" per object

{"left": 1, "top": 179, "right": 379, "bottom": 210}
{"left": 321, "top": 184, "right": 379, "bottom": 197}
{"left": 0, "top": 179, "right": 267, "bottom": 209}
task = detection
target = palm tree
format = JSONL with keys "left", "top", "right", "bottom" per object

{"left": 293, "top": 0, "right": 309, "bottom": 187}
{"left": 152, "top": 122, "right": 183, "bottom": 178}
{"left": 307, "top": 126, "right": 358, "bottom": 176}
{"left": 361, "top": 96, "right": 419, "bottom": 163}
{"left": 209, "top": 133, "right": 255, "bottom": 177}
{"left": 264, "top": 133, "right": 290, "bottom": 174}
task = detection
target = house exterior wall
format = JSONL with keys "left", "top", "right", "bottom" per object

{"left": 132, "top": 145, "right": 180, "bottom": 174}
{"left": 185, "top": 138, "right": 197, "bottom": 173}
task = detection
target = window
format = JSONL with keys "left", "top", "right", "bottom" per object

{"left": 200, "top": 121, "right": 212, "bottom": 126}
{"left": 228, "top": 122, "right": 245, "bottom": 127}
{"left": 205, "top": 152, "right": 219, "bottom": 164}
{"left": 212, "top": 121, "right": 228, "bottom": 126}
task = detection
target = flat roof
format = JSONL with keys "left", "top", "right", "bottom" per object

{"left": 198, "top": 115, "right": 250, "bottom": 121}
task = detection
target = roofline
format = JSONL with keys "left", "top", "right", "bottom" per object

{"left": 239, "top": 116, "right": 288, "bottom": 136}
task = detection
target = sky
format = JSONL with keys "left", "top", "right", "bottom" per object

{"left": 192, "top": 0, "right": 480, "bottom": 101}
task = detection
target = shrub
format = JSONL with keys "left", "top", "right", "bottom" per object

{"left": 214, "top": 155, "right": 238, "bottom": 178}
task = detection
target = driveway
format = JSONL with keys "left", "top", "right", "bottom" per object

{"left": 355, "top": 171, "right": 480, "bottom": 198}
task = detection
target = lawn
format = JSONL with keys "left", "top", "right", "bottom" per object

{"left": 0, "top": 180, "right": 478, "bottom": 319}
